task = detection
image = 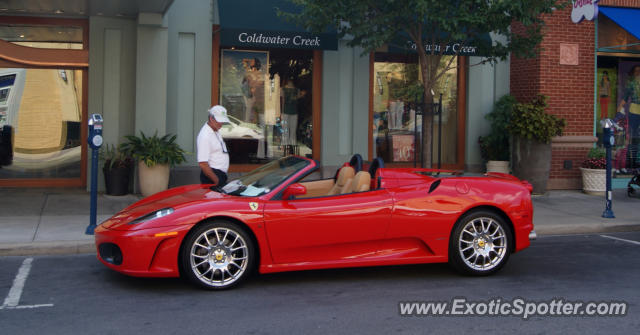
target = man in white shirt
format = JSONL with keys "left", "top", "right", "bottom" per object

{"left": 197, "top": 105, "right": 230, "bottom": 186}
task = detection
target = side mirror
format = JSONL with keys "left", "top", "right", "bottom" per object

{"left": 282, "top": 183, "right": 306, "bottom": 200}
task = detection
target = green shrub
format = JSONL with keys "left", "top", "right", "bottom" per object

{"left": 508, "top": 95, "right": 566, "bottom": 143}
{"left": 478, "top": 95, "right": 516, "bottom": 161}
{"left": 586, "top": 147, "right": 605, "bottom": 159}
{"left": 100, "top": 143, "right": 133, "bottom": 170}
{"left": 121, "top": 131, "right": 187, "bottom": 167}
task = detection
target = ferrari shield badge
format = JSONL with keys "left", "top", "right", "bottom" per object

{"left": 249, "top": 202, "right": 259, "bottom": 211}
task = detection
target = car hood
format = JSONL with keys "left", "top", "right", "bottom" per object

{"left": 100, "top": 184, "right": 238, "bottom": 231}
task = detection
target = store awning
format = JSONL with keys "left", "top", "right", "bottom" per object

{"left": 218, "top": 0, "right": 338, "bottom": 50}
{"left": 384, "top": 32, "right": 492, "bottom": 57}
{"left": 600, "top": 6, "right": 640, "bottom": 41}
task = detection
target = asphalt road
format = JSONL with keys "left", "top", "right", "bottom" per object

{"left": 1, "top": 232, "right": 640, "bottom": 335}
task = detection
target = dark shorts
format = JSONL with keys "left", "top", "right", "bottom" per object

{"left": 200, "top": 168, "right": 228, "bottom": 187}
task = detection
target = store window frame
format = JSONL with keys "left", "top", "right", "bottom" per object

{"left": 596, "top": 14, "right": 640, "bottom": 185}
{"left": 212, "top": 25, "right": 322, "bottom": 172}
{"left": 368, "top": 53, "right": 467, "bottom": 170}
{"left": 0, "top": 16, "right": 89, "bottom": 187}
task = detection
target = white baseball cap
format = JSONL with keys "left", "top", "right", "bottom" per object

{"left": 208, "top": 105, "right": 230, "bottom": 123}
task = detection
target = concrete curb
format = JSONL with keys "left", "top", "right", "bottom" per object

{"left": 0, "top": 240, "right": 95, "bottom": 257}
{"left": 535, "top": 222, "right": 640, "bottom": 236}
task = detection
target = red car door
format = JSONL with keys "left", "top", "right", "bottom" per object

{"left": 263, "top": 189, "right": 393, "bottom": 264}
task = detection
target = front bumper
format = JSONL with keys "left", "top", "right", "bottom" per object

{"left": 94, "top": 224, "right": 191, "bottom": 277}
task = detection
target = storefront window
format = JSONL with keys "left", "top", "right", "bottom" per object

{"left": 0, "top": 68, "right": 83, "bottom": 179}
{"left": 219, "top": 48, "right": 313, "bottom": 163}
{"left": 372, "top": 55, "right": 458, "bottom": 166}
{"left": 598, "top": 58, "right": 640, "bottom": 176}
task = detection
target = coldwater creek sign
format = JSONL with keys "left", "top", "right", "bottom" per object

{"left": 221, "top": 29, "right": 338, "bottom": 50}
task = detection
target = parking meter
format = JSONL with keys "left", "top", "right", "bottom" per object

{"left": 601, "top": 119, "right": 615, "bottom": 219}
{"left": 86, "top": 114, "right": 103, "bottom": 234}
{"left": 88, "top": 114, "right": 103, "bottom": 149}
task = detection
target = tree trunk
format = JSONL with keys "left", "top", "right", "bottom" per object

{"left": 422, "top": 91, "right": 433, "bottom": 168}
{"left": 418, "top": 51, "right": 439, "bottom": 168}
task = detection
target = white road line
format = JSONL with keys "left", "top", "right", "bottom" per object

{"left": 1, "top": 304, "right": 54, "bottom": 310}
{"left": 0, "top": 258, "right": 54, "bottom": 311}
{"left": 2, "top": 258, "right": 33, "bottom": 308}
{"left": 600, "top": 235, "right": 640, "bottom": 246}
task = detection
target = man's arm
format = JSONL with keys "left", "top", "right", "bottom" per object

{"left": 199, "top": 162, "right": 219, "bottom": 185}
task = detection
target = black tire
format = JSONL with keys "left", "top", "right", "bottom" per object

{"left": 448, "top": 210, "right": 513, "bottom": 276}
{"left": 180, "top": 220, "right": 255, "bottom": 290}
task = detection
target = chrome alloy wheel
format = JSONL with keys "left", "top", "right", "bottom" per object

{"left": 189, "top": 227, "right": 249, "bottom": 288}
{"left": 458, "top": 217, "right": 507, "bottom": 271}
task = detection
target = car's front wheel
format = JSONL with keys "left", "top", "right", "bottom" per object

{"left": 181, "top": 221, "right": 255, "bottom": 290}
{"left": 449, "top": 210, "right": 512, "bottom": 276}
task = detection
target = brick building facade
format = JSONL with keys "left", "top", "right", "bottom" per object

{"left": 511, "top": 1, "right": 640, "bottom": 190}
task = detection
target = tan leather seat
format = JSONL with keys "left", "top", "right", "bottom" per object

{"left": 352, "top": 171, "right": 371, "bottom": 193}
{"left": 327, "top": 166, "right": 355, "bottom": 195}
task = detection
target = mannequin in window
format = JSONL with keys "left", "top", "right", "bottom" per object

{"left": 242, "top": 58, "right": 265, "bottom": 125}
{"left": 280, "top": 78, "right": 299, "bottom": 146}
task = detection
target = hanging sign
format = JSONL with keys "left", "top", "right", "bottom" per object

{"left": 571, "top": 0, "right": 599, "bottom": 24}
{"left": 221, "top": 29, "right": 338, "bottom": 50}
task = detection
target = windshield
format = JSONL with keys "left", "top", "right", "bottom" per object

{"left": 221, "top": 156, "right": 311, "bottom": 196}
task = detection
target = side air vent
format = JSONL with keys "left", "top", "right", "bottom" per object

{"left": 428, "top": 180, "right": 441, "bottom": 193}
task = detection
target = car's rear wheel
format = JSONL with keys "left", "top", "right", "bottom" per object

{"left": 449, "top": 210, "right": 512, "bottom": 276}
{"left": 181, "top": 221, "right": 255, "bottom": 290}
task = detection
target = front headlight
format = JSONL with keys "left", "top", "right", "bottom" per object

{"left": 128, "top": 208, "right": 174, "bottom": 225}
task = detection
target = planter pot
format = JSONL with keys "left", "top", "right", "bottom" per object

{"left": 486, "top": 160, "right": 510, "bottom": 174}
{"left": 138, "top": 161, "right": 170, "bottom": 197}
{"left": 580, "top": 167, "right": 606, "bottom": 196}
{"left": 512, "top": 138, "right": 551, "bottom": 194}
{"left": 103, "top": 165, "right": 131, "bottom": 196}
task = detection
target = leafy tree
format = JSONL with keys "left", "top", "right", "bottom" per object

{"left": 282, "top": 0, "right": 564, "bottom": 167}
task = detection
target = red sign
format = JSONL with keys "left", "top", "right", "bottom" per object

{"left": 392, "top": 135, "right": 415, "bottom": 162}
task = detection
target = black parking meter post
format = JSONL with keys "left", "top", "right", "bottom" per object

{"left": 601, "top": 119, "right": 615, "bottom": 219}
{"left": 86, "top": 114, "right": 104, "bottom": 235}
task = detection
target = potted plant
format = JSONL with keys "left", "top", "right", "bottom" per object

{"left": 508, "top": 95, "right": 566, "bottom": 194}
{"left": 580, "top": 147, "right": 606, "bottom": 195}
{"left": 121, "top": 132, "right": 187, "bottom": 197}
{"left": 101, "top": 143, "right": 133, "bottom": 196}
{"left": 479, "top": 95, "right": 516, "bottom": 174}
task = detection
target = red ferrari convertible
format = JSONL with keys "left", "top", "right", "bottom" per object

{"left": 95, "top": 155, "right": 535, "bottom": 290}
